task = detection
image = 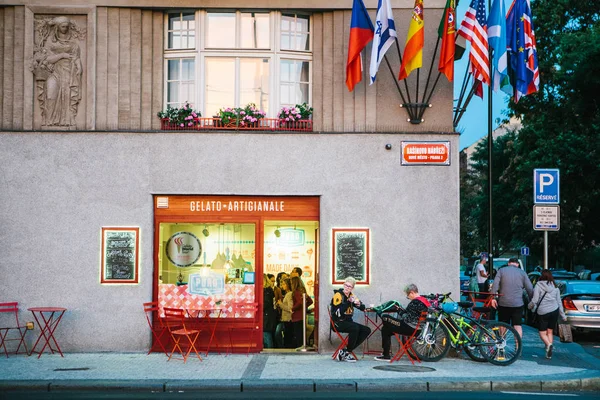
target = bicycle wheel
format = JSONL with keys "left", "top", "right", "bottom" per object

{"left": 463, "top": 322, "right": 487, "bottom": 362}
{"left": 411, "top": 321, "right": 451, "bottom": 362}
{"left": 478, "top": 321, "right": 522, "bottom": 366}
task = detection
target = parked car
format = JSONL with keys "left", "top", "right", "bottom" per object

{"left": 466, "top": 258, "right": 524, "bottom": 277}
{"left": 528, "top": 269, "right": 579, "bottom": 287}
{"left": 559, "top": 280, "right": 600, "bottom": 336}
{"left": 459, "top": 270, "right": 470, "bottom": 299}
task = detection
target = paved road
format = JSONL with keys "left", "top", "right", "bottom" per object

{"left": 576, "top": 331, "right": 600, "bottom": 360}
{"left": 2, "top": 390, "right": 599, "bottom": 400}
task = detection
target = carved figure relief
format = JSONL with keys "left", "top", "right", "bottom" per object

{"left": 31, "top": 16, "right": 86, "bottom": 129}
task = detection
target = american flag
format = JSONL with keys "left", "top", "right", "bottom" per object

{"left": 458, "top": 0, "right": 490, "bottom": 97}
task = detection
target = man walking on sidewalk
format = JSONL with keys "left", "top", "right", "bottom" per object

{"left": 490, "top": 258, "right": 533, "bottom": 338}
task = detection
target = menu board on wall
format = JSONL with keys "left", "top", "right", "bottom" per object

{"left": 332, "top": 228, "right": 370, "bottom": 285}
{"left": 101, "top": 227, "right": 140, "bottom": 284}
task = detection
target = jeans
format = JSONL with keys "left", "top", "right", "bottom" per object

{"left": 274, "top": 322, "right": 285, "bottom": 348}
{"left": 263, "top": 332, "right": 274, "bottom": 349}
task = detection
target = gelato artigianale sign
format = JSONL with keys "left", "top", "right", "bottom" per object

{"left": 166, "top": 231, "right": 202, "bottom": 267}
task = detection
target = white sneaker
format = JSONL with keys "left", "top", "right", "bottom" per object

{"left": 343, "top": 352, "right": 357, "bottom": 363}
{"left": 336, "top": 349, "right": 345, "bottom": 361}
{"left": 546, "top": 344, "right": 553, "bottom": 359}
{"left": 374, "top": 355, "right": 391, "bottom": 361}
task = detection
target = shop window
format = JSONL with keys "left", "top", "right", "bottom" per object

{"left": 158, "top": 223, "right": 256, "bottom": 318}
{"left": 163, "top": 10, "right": 312, "bottom": 119}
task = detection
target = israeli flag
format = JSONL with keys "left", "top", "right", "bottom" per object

{"left": 369, "top": 0, "right": 397, "bottom": 85}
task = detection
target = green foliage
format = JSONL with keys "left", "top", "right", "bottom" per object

{"left": 278, "top": 103, "right": 313, "bottom": 120}
{"left": 461, "top": 1, "right": 600, "bottom": 269}
{"left": 218, "top": 103, "right": 266, "bottom": 126}
{"left": 157, "top": 102, "right": 201, "bottom": 127}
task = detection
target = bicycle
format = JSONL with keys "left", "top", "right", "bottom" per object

{"left": 411, "top": 292, "right": 522, "bottom": 366}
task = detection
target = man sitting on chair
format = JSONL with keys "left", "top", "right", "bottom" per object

{"left": 375, "top": 283, "right": 430, "bottom": 361}
{"left": 331, "top": 276, "right": 371, "bottom": 363}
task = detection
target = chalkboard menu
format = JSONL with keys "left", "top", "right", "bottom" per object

{"left": 332, "top": 228, "right": 370, "bottom": 285}
{"left": 101, "top": 227, "right": 140, "bottom": 284}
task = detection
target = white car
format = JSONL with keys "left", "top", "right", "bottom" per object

{"left": 559, "top": 280, "right": 600, "bottom": 334}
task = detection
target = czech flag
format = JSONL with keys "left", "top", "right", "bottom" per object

{"left": 346, "top": 0, "right": 374, "bottom": 92}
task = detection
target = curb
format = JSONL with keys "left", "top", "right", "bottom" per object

{"left": 1, "top": 377, "right": 599, "bottom": 393}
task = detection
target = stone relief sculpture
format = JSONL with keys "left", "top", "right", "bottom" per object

{"left": 31, "top": 16, "right": 86, "bottom": 129}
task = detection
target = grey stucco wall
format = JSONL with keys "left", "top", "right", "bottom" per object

{"left": 0, "top": 131, "right": 459, "bottom": 352}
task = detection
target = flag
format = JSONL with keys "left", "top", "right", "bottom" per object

{"left": 506, "top": 0, "right": 539, "bottom": 102}
{"left": 487, "top": 0, "right": 510, "bottom": 93}
{"left": 438, "top": 0, "right": 457, "bottom": 81}
{"left": 398, "top": 0, "right": 424, "bottom": 80}
{"left": 346, "top": 0, "right": 374, "bottom": 92}
{"left": 458, "top": 0, "right": 490, "bottom": 98}
{"left": 369, "top": 0, "right": 397, "bottom": 84}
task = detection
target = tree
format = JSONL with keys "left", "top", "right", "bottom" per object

{"left": 461, "top": 0, "right": 600, "bottom": 269}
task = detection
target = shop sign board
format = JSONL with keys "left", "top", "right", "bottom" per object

{"left": 332, "top": 228, "right": 370, "bottom": 285}
{"left": 100, "top": 227, "right": 140, "bottom": 284}
{"left": 188, "top": 272, "right": 225, "bottom": 296}
{"left": 166, "top": 231, "right": 202, "bottom": 267}
{"left": 401, "top": 141, "right": 450, "bottom": 166}
{"left": 533, "top": 205, "right": 560, "bottom": 231}
{"left": 534, "top": 168, "right": 560, "bottom": 204}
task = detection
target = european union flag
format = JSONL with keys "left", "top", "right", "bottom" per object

{"left": 506, "top": 0, "right": 540, "bottom": 102}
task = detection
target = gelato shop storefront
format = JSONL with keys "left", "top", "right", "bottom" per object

{"left": 153, "top": 195, "right": 320, "bottom": 353}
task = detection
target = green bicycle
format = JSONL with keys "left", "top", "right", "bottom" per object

{"left": 411, "top": 293, "right": 522, "bottom": 366}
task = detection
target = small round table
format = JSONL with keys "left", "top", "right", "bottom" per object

{"left": 28, "top": 307, "right": 67, "bottom": 358}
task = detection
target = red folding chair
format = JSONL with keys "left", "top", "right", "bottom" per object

{"left": 327, "top": 306, "right": 358, "bottom": 361}
{"left": 143, "top": 302, "right": 169, "bottom": 356}
{"left": 228, "top": 302, "right": 259, "bottom": 356}
{"left": 0, "top": 302, "right": 29, "bottom": 358}
{"left": 390, "top": 312, "right": 427, "bottom": 364}
{"left": 163, "top": 307, "right": 202, "bottom": 363}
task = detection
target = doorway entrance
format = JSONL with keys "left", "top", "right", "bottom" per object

{"left": 153, "top": 195, "right": 319, "bottom": 353}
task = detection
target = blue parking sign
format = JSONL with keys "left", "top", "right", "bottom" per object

{"left": 534, "top": 169, "right": 560, "bottom": 204}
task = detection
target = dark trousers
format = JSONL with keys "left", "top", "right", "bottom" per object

{"left": 380, "top": 316, "right": 415, "bottom": 357}
{"left": 334, "top": 320, "right": 371, "bottom": 352}
{"left": 293, "top": 320, "right": 310, "bottom": 347}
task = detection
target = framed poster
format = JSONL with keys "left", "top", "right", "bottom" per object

{"left": 100, "top": 227, "right": 140, "bottom": 284}
{"left": 332, "top": 228, "right": 370, "bottom": 285}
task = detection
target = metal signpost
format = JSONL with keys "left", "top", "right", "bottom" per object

{"left": 533, "top": 169, "right": 560, "bottom": 269}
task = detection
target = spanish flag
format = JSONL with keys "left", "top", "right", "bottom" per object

{"left": 399, "top": 0, "right": 424, "bottom": 80}
{"left": 438, "top": 0, "right": 456, "bottom": 81}
{"left": 346, "top": 0, "right": 374, "bottom": 92}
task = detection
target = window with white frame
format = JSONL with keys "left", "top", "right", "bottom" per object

{"left": 163, "top": 10, "right": 311, "bottom": 119}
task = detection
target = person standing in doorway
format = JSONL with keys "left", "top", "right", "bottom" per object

{"left": 490, "top": 258, "right": 533, "bottom": 338}
{"left": 290, "top": 276, "right": 313, "bottom": 348}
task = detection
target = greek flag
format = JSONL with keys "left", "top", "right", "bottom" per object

{"left": 369, "top": 0, "right": 397, "bottom": 84}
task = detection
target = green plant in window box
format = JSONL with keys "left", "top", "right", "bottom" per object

{"left": 277, "top": 103, "right": 313, "bottom": 129}
{"left": 218, "top": 103, "right": 267, "bottom": 128}
{"left": 157, "top": 101, "right": 202, "bottom": 129}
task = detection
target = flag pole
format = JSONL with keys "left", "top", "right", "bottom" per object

{"left": 383, "top": 55, "right": 413, "bottom": 120}
{"left": 487, "top": 0, "right": 494, "bottom": 272}
{"left": 394, "top": 38, "right": 414, "bottom": 106}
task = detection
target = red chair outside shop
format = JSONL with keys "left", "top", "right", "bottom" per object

{"left": 0, "top": 302, "right": 29, "bottom": 358}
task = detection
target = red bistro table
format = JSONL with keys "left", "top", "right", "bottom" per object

{"left": 28, "top": 307, "right": 67, "bottom": 358}
{"left": 361, "top": 309, "right": 385, "bottom": 356}
{"left": 184, "top": 307, "right": 224, "bottom": 356}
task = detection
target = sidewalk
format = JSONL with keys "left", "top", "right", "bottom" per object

{"left": 1, "top": 325, "right": 599, "bottom": 393}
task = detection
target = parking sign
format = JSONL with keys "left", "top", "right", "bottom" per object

{"left": 534, "top": 169, "right": 560, "bottom": 204}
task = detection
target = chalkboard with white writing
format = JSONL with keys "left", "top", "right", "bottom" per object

{"left": 101, "top": 228, "right": 139, "bottom": 284}
{"left": 332, "top": 229, "right": 370, "bottom": 285}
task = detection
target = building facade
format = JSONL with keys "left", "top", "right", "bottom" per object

{"left": 0, "top": 0, "right": 459, "bottom": 353}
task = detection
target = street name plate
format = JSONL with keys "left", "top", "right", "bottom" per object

{"left": 533, "top": 205, "right": 560, "bottom": 231}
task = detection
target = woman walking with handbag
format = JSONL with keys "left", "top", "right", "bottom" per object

{"left": 528, "top": 270, "right": 566, "bottom": 359}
